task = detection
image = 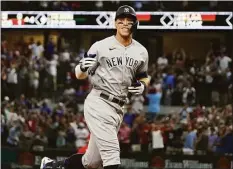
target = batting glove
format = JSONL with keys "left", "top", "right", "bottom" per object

{"left": 128, "top": 81, "right": 145, "bottom": 95}
{"left": 80, "top": 58, "right": 97, "bottom": 72}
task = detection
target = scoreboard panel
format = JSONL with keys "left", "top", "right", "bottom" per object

{"left": 1, "top": 11, "right": 232, "bottom": 30}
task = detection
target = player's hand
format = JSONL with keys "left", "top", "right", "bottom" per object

{"left": 80, "top": 58, "right": 97, "bottom": 72}
{"left": 128, "top": 81, "right": 145, "bottom": 95}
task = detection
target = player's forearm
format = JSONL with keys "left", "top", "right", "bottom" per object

{"left": 75, "top": 64, "right": 88, "bottom": 79}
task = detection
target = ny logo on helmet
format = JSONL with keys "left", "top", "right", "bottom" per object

{"left": 124, "top": 8, "right": 129, "bottom": 13}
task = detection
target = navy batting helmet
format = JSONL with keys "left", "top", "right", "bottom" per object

{"left": 115, "top": 5, "right": 138, "bottom": 32}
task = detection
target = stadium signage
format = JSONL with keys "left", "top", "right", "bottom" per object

{"left": 120, "top": 158, "right": 149, "bottom": 169}
{"left": 164, "top": 159, "right": 213, "bottom": 169}
{"left": 2, "top": 147, "right": 233, "bottom": 169}
{"left": 1, "top": 11, "right": 232, "bottom": 30}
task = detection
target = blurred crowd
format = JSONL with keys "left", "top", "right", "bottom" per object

{"left": 1, "top": 94, "right": 232, "bottom": 155}
{"left": 1, "top": 95, "right": 89, "bottom": 151}
{"left": 1, "top": 37, "right": 88, "bottom": 102}
{"left": 148, "top": 44, "right": 232, "bottom": 108}
{"left": 119, "top": 104, "right": 233, "bottom": 155}
{"left": 1, "top": 37, "right": 232, "bottom": 107}
{"left": 2, "top": 1, "right": 233, "bottom": 12}
{"left": 1, "top": 35, "right": 232, "bottom": 155}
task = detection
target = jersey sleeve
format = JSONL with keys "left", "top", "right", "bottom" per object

{"left": 86, "top": 42, "right": 99, "bottom": 58}
{"left": 136, "top": 48, "right": 149, "bottom": 79}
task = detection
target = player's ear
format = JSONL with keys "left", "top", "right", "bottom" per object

{"left": 114, "top": 20, "right": 117, "bottom": 29}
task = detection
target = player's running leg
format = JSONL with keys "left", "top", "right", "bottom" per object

{"left": 82, "top": 134, "right": 102, "bottom": 168}
{"left": 40, "top": 133, "right": 102, "bottom": 169}
{"left": 84, "top": 94, "right": 123, "bottom": 169}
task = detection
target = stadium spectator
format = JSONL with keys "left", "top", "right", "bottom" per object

{"left": 130, "top": 94, "right": 145, "bottom": 114}
{"left": 27, "top": 112, "right": 38, "bottom": 133}
{"left": 40, "top": 101, "right": 52, "bottom": 115}
{"left": 28, "top": 66, "right": 40, "bottom": 97}
{"left": 152, "top": 78, "right": 162, "bottom": 93}
{"left": 180, "top": 104, "right": 192, "bottom": 123}
{"left": 151, "top": 128, "right": 164, "bottom": 151}
{"left": 123, "top": 106, "right": 137, "bottom": 127}
{"left": 54, "top": 102, "right": 65, "bottom": 117}
{"left": 182, "top": 82, "right": 196, "bottom": 106}
{"left": 35, "top": 41, "right": 44, "bottom": 59}
{"left": 46, "top": 54, "right": 58, "bottom": 93}
{"left": 146, "top": 88, "right": 162, "bottom": 121}
{"left": 63, "top": 84, "right": 76, "bottom": 97}
{"left": 28, "top": 38, "right": 37, "bottom": 60}
{"left": 164, "top": 69, "right": 175, "bottom": 90}
{"left": 157, "top": 54, "right": 168, "bottom": 70}
{"left": 59, "top": 49, "right": 70, "bottom": 62}
{"left": 164, "top": 84, "right": 173, "bottom": 105}
{"left": 70, "top": 122, "right": 89, "bottom": 149}
{"left": 130, "top": 123, "right": 141, "bottom": 152}
{"left": 56, "top": 129, "right": 67, "bottom": 148}
{"left": 138, "top": 121, "right": 151, "bottom": 152}
{"left": 19, "top": 124, "right": 34, "bottom": 149}
{"left": 183, "top": 126, "right": 196, "bottom": 155}
{"left": 6, "top": 63, "right": 18, "bottom": 100}
{"left": 46, "top": 38, "right": 56, "bottom": 59}
{"left": 173, "top": 48, "right": 186, "bottom": 70}
{"left": 6, "top": 124, "right": 22, "bottom": 147}
{"left": 208, "top": 127, "right": 218, "bottom": 152}
{"left": 218, "top": 51, "right": 232, "bottom": 72}
{"left": 216, "top": 125, "right": 233, "bottom": 154}
{"left": 32, "top": 127, "right": 48, "bottom": 150}
{"left": 195, "top": 127, "right": 209, "bottom": 154}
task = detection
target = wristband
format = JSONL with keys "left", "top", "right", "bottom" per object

{"left": 80, "top": 64, "right": 88, "bottom": 72}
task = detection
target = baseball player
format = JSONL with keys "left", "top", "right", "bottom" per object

{"left": 40, "top": 5, "right": 150, "bottom": 169}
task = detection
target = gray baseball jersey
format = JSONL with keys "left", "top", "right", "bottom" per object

{"left": 87, "top": 35, "right": 148, "bottom": 98}
{"left": 82, "top": 35, "right": 149, "bottom": 168}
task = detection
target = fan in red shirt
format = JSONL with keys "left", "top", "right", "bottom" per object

{"left": 27, "top": 113, "right": 37, "bottom": 133}
{"left": 138, "top": 122, "right": 151, "bottom": 152}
